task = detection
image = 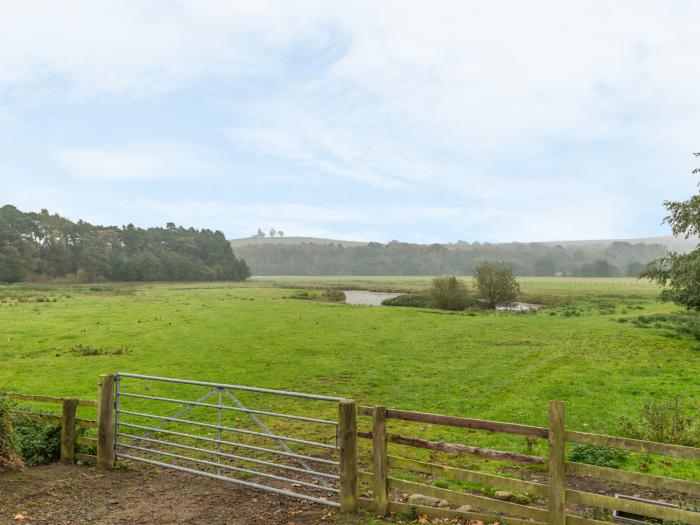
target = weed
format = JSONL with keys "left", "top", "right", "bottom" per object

{"left": 569, "top": 444, "right": 628, "bottom": 468}
{"left": 619, "top": 396, "right": 700, "bottom": 446}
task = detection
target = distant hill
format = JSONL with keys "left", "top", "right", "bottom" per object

{"left": 231, "top": 235, "right": 697, "bottom": 252}
{"left": 537, "top": 235, "right": 698, "bottom": 253}
{"left": 230, "top": 236, "right": 368, "bottom": 248}
{"left": 229, "top": 235, "right": 683, "bottom": 277}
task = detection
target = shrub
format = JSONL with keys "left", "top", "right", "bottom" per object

{"left": 381, "top": 294, "right": 432, "bottom": 308}
{"left": 569, "top": 444, "right": 628, "bottom": 468}
{"left": 0, "top": 395, "right": 23, "bottom": 471}
{"left": 321, "top": 287, "right": 346, "bottom": 302}
{"left": 619, "top": 396, "right": 700, "bottom": 446}
{"left": 288, "top": 290, "right": 318, "bottom": 300}
{"left": 429, "top": 276, "right": 469, "bottom": 311}
{"left": 12, "top": 417, "right": 61, "bottom": 466}
{"left": 473, "top": 261, "right": 520, "bottom": 308}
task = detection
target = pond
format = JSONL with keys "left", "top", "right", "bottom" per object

{"left": 343, "top": 290, "right": 403, "bottom": 306}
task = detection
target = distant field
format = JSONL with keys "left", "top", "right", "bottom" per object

{"left": 2, "top": 277, "right": 698, "bottom": 478}
{"left": 252, "top": 275, "right": 662, "bottom": 299}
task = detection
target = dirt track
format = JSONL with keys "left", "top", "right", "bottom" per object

{"left": 0, "top": 463, "right": 374, "bottom": 525}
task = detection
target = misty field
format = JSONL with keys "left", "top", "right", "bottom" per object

{"left": 2, "top": 277, "right": 700, "bottom": 478}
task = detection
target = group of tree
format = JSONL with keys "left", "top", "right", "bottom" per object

{"left": 234, "top": 238, "right": 667, "bottom": 277}
{"left": 0, "top": 205, "right": 250, "bottom": 283}
{"left": 253, "top": 228, "right": 284, "bottom": 238}
{"left": 429, "top": 262, "right": 520, "bottom": 311}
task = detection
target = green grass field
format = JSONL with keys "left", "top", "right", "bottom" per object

{"left": 2, "top": 277, "right": 700, "bottom": 479}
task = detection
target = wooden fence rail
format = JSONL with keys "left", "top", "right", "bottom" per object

{"left": 359, "top": 401, "right": 700, "bottom": 525}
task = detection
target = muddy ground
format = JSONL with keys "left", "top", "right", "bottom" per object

{"left": 0, "top": 463, "right": 376, "bottom": 525}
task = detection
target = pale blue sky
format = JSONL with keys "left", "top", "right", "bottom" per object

{"left": 2, "top": 1, "right": 699, "bottom": 243}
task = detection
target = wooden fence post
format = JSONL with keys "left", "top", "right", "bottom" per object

{"left": 60, "top": 398, "right": 78, "bottom": 464}
{"left": 373, "top": 405, "right": 389, "bottom": 516}
{"left": 339, "top": 399, "right": 358, "bottom": 513}
{"left": 97, "top": 374, "right": 116, "bottom": 470}
{"left": 548, "top": 400, "right": 566, "bottom": 525}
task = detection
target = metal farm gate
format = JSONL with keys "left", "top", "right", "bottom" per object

{"left": 113, "top": 373, "right": 348, "bottom": 507}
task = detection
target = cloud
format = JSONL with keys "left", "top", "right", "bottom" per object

{"left": 53, "top": 143, "right": 213, "bottom": 181}
{"left": 2, "top": 1, "right": 699, "bottom": 241}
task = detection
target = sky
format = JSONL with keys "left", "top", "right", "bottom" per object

{"left": 2, "top": 1, "right": 699, "bottom": 244}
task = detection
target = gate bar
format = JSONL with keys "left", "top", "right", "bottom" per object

{"left": 117, "top": 443, "right": 340, "bottom": 493}
{"left": 117, "top": 433, "right": 339, "bottom": 479}
{"left": 118, "top": 410, "right": 336, "bottom": 449}
{"left": 119, "top": 392, "right": 337, "bottom": 425}
{"left": 118, "top": 422, "right": 338, "bottom": 465}
{"left": 116, "top": 453, "right": 340, "bottom": 508}
{"left": 117, "top": 373, "right": 344, "bottom": 402}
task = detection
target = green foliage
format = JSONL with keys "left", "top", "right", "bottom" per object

{"left": 0, "top": 395, "right": 23, "bottom": 471}
{"left": 429, "top": 276, "right": 469, "bottom": 311}
{"left": 12, "top": 417, "right": 61, "bottom": 466}
{"left": 321, "top": 288, "right": 346, "bottom": 302}
{"left": 288, "top": 290, "right": 319, "bottom": 300}
{"left": 632, "top": 312, "right": 700, "bottom": 340}
{"left": 569, "top": 444, "right": 628, "bottom": 468}
{"left": 619, "top": 396, "right": 700, "bottom": 446}
{"left": 643, "top": 249, "right": 700, "bottom": 310}
{"left": 381, "top": 294, "right": 432, "bottom": 308}
{"left": 473, "top": 261, "right": 520, "bottom": 308}
{"left": 643, "top": 153, "right": 700, "bottom": 309}
{"left": 0, "top": 204, "right": 250, "bottom": 283}
{"left": 574, "top": 259, "right": 619, "bottom": 277}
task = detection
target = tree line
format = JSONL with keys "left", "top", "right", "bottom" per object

{"left": 0, "top": 205, "right": 250, "bottom": 283}
{"left": 234, "top": 239, "right": 668, "bottom": 277}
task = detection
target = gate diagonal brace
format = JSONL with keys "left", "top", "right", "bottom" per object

{"left": 125, "top": 388, "right": 219, "bottom": 446}
{"left": 222, "top": 388, "right": 331, "bottom": 488}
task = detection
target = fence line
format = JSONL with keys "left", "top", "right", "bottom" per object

{"left": 6, "top": 378, "right": 700, "bottom": 524}
{"left": 362, "top": 401, "right": 700, "bottom": 525}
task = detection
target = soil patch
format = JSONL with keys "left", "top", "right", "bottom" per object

{"left": 0, "top": 462, "right": 372, "bottom": 524}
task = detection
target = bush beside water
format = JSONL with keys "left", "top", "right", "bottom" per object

{"left": 381, "top": 294, "right": 432, "bottom": 308}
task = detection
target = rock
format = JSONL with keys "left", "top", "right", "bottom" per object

{"left": 456, "top": 504, "right": 473, "bottom": 513}
{"left": 108, "top": 499, "right": 119, "bottom": 505}
{"left": 407, "top": 493, "right": 443, "bottom": 507}
{"left": 513, "top": 494, "right": 531, "bottom": 505}
{"left": 493, "top": 491, "right": 514, "bottom": 501}
{"left": 438, "top": 499, "right": 450, "bottom": 508}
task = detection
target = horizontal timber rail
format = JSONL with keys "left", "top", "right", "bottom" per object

{"left": 386, "top": 501, "right": 547, "bottom": 525}
{"left": 567, "top": 429, "right": 700, "bottom": 460}
{"left": 388, "top": 476, "right": 548, "bottom": 521}
{"left": 13, "top": 410, "right": 97, "bottom": 428}
{"left": 6, "top": 392, "right": 97, "bottom": 407}
{"left": 358, "top": 405, "right": 548, "bottom": 438}
{"left": 566, "top": 461, "right": 700, "bottom": 496}
{"left": 388, "top": 455, "right": 548, "bottom": 497}
{"left": 357, "top": 430, "right": 546, "bottom": 464}
{"left": 567, "top": 490, "right": 700, "bottom": 525}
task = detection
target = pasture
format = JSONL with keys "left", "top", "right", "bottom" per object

{"left": 2, "top": 277, "right": 700, "bottom": 479}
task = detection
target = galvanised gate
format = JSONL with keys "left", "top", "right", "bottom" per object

{"left": 113, "top": 373, "right": 354, "bottom": 507}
